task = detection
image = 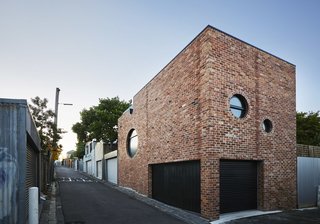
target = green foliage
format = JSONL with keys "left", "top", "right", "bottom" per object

{"left": 297, "top": 111, "right": 320, "bottom": 146}
{"left": 29, "top": 96, "right": 63, "bottom": 152}
{"left": 69, "top": 151, "right": 77, "bottom": 159}
{"left": 74, "top": 142, "right": 86, "bottom": 158}
{"left": 72, "top": 97, "right": 130, "bottom": 157}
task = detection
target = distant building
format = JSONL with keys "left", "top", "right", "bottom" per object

{"left": 83, "top": 140, "right": 97, "bottom": 176}
{"left": 118, "top": 26, "right": 296, "bottom": 220}
{"left": 83, "top": 140, "right": 118, "bottom": 183}
{"left": 63, "top": 150, "right": 76, "bottom": 168}
{"left": 66, "top": 150, "right": 75, "bottom": 159}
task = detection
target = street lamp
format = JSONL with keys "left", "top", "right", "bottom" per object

{"left": 54, "top": 87, "right": 73, "bottom": 126}
{"left": 54, "top": 88, "right": 60, "bottom": 126}
{"left": 47, "top": 88, "right": 73, "bottom": 182}
{"left": 53, "top": 87, "right": 72, "bottom": 154}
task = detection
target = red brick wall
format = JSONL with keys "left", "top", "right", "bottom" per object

{"left": 118, "top": 26, "right": 296, "bottom": 220}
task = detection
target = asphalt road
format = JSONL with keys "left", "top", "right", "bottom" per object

{"left": 56, "top": 166, "right": 187, "bottom": 224}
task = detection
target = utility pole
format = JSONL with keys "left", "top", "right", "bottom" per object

{"left": 52, "top": 87, "right": 73, "bottom": 163}
{"left": 54, "top": 87, "right": 60, "bottom": 126}
{"left": 49, "top": 87, "right": 61, "bottom": 183}
{"left": 54, "top": 87, "right": 73, "bottom": 126}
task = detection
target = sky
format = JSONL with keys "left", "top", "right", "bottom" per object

{"left": 1, "top": 0, "right": 319, "bottom": 157}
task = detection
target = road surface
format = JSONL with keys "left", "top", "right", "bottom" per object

{"left": 56, "top": 166, "right": 186, "bottom": 224}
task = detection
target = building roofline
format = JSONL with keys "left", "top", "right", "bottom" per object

{"left": 205, "top": 25, "right": 295, "bottom": 66}
{"left": 0, "top": 98, "right": 27, "bottom": 105}
{"left": 133, "top": 25, "right": 295, "bottom": 99}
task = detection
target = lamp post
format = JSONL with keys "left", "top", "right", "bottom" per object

{"left": 52, "top": 87, "right": 72, "bottom": 170}
{"left": 54, "top": 87, "right": 73, "bottom": 126}
{"left": 54, "top": 88, "right": 60, "bottom": 126}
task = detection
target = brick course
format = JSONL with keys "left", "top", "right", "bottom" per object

{"left": 118, "top": 26, "right": 296, "bottom": 220}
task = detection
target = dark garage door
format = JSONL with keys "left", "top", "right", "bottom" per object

{"left": 220, "top": 160, "right": 257, "bottom": 213}
{"left": 152, "top": 160, "right": 200, "bottom": 213}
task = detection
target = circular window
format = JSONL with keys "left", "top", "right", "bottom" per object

{"left": 229, "top": 94, "right": 248, "bottom": 118}
{"left": 262, "top": 119, "right": 273, "bottom": 133}
{"left": 127, "top": 129, "right": 138, "bottom": 157}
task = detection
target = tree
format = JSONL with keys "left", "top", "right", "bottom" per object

{"left": 297, "top": 111, "right": 320, "bottom": 146}
{"left": 29, "top": 96, "right": 63, "bottom": 158}
{"left": 74, "top": 142, "right": 86, "bottom": 158}
{"left": 72, "top": 97, "right": 130, "bottom": 158}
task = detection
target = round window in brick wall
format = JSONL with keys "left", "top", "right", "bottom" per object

{"left": 127, "top": 129, "right": 138, "bottom": 157}
{"left": 229, "top": 94, "right": 248, "bottom": 118}
{"left": 262, "top": 119, "right": 273, "bottom": 133}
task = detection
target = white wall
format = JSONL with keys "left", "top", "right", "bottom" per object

{"left": 95, "top": 142, "right": 105, "bottom": 161}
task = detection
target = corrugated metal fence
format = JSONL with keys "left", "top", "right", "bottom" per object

{"left": 297, "top": 156, "right": 320, "bottom": 208}
{"left": 0, "top": 98, "right": 41, "bottom": 224}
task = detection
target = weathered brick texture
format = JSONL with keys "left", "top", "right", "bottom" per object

{"left": 118, "top": 26, "right": 296, "bottom": 220}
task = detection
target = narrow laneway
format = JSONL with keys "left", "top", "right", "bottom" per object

{"left": 56, "top": 166, "right": 186, "bottom": 224}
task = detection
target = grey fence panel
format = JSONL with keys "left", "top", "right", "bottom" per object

{"left": 297, "top": 157, "right": 320, "bottom": 208}
{"left": 0, "top": 99, "right": 41, "bottom": 224}
{"left": 79, "top": 159, "right": 84, "bottom": 171}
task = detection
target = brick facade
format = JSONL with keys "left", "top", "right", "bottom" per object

{"left": 118, "top": 26, "right": 296, "bottom": 220}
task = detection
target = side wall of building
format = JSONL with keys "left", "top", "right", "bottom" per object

{"left": 199, "top": 28, "right": 296, "bottom": 216}
{"left": 119, "top": 29, "right": 205, "bottom": 195}
{"left": 118, "top": 26, "right": 296, "bottom": 219}
{"left": 0, "top": 99, "right": 41, "bottom": 224}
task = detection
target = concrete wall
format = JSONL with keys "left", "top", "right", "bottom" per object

{"left": 95, "top": 142, "right": 105, "bottom": 179}
{"left": 95, "top": 141, "right": 105, "bottom": 161}
{"left": 0, "top": 98, "right": 41, "bottom": 224}
{"left": 118, "top": 26, "right": 296, "bottom": 219}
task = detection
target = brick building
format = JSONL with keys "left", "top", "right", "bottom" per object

{"left": 118, "top": 26, "right": 296, "bottom": 220}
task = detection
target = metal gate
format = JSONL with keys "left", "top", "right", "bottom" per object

{"left": 86, "top": 160, "right": 92, "bottom": 175}
{"left": 96, "top": 160, "right": 102, "bottom": 179}
{"left": 152, "top": 160, "right": 200, "bottom": 213}
{"left": 26, "top": 144, "right": 39, "bottom": 219}
{"left": 106, "top": 158, "right": 117, "bottom": 184}
{"left": 220, "top": 160, "right": 257, "bottom": 213}
{"left": 298, "top": 157, "right": 320, "bottom": 207}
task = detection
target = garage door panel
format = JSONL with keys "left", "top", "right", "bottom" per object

{"left": 97, "top": 160, "right": 102, "bottom": 179}
{"left": 107, "top": 158, "right": 117, "bottom": 184}
{"left": 220, "top": 160, "right": 257, "bottom": 213}
{"left": 152, "top": 160, "right": 200, "bottom": 213}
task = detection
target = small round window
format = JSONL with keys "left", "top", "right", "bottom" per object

{"left": 229, "top": 94, "right": 248, "bottom": 118}
{"left": 262, "top": 119, "right": 273, "bottom": 133}
{"left": 127, "top": 129, "right": 138, "bottom": 157}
